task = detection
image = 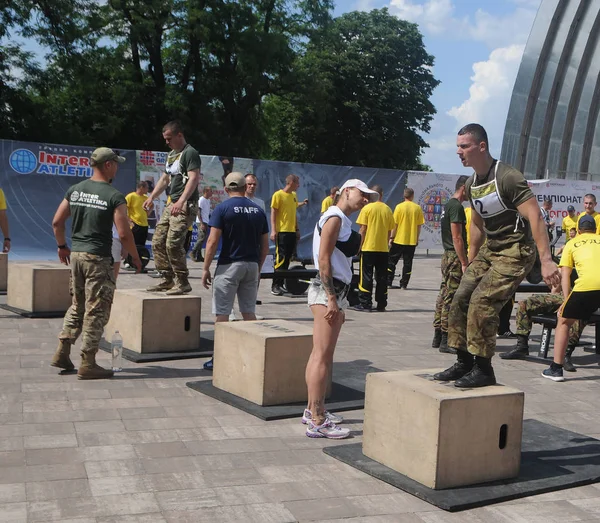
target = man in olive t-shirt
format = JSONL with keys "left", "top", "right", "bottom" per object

{"left": 432, "top": 176, "right": 469, "bottom": 353}
{"left": 51, "top": 147, "right": 141, "bottom": 380}
{"left": 143, "top": 121, "right": 201, "bottom": 295}
{"left": 434, "top": 124, "right": 560, "bottom": 388}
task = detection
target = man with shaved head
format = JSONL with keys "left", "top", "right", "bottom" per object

{"left": 270, "top": 174, "right": 308, "bottom": 295}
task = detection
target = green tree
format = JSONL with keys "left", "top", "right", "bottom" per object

{"left": 266, "top": 8, "right": 439, "bottom": 170}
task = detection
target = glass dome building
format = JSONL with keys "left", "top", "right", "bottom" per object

{"left": 501, "top": 0, "right": 600, "bottom": 180}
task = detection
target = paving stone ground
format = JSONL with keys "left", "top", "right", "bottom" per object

{"left": 2, "top": 256, "right": 600, "bottom": 522}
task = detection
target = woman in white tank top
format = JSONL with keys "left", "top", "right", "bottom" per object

{"left": 304, "top": 179, "right": 379, "bottom": 439}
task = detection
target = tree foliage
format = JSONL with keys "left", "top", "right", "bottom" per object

{"left": 0, "top": 2, "right": 438, "bottom": 169}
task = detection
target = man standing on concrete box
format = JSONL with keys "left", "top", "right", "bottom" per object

{"left": 143, "top": 120, "right": 200, "bottom": 295}
{"left": 434, "top": 123, "right": 560, "bottom": 388}
{"left": 51, "top": 147, "right": 141, "bottom": 380}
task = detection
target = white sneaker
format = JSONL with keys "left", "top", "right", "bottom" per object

{"left": 229, "top": 312, "right": 238, "bottom": 322}
{"left": 302, "top": 408, "right": 343, "bottom": 425}
{"left": 306, "top": 419, "right": 350, "bottom": 439}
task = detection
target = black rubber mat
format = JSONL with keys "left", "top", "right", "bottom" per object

{"left": 98, "top": 337, "right": 213, "bottom": 363}
{"left": 324, "top": 419, "right": 600, "bottom": 511}
{"left": 186, "top": 380, "right": 364, "bottom": 421}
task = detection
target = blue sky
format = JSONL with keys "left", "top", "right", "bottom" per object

{"left": 334, "top": 0, "right": 543, "bottom": 173}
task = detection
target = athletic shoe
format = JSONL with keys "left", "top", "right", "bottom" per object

{"left": 350, "top": 304, "right": 372, "bottom": 312}
{"left": 203, "top": 359, "right": 213, "bottom": 371}
{"left": 497, "top": 330, "right": 517, "bottom": 339}
{"left": 542, "top": 366, "right": 565, "bottom": 382}
{"left": 306, "top": 419, "right": 350, "bottom": 439}
{"left": 271, "top": 286, "right": 284, "bottom": 296}
{"left": 302, "top": 409, "right": 343, "bottom": 425}
{"left": 376, "top": 305, "right": 386, "bottom": 312}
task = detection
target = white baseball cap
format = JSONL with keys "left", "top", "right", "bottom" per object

{"left": 338, "top": 179, "right": 379, "bottom": 202}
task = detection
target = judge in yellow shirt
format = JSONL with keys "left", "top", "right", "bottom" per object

{"left": 352, "top": 185, "right": 393, "bottom": 312}
{"left": 320, "top": 186, "right": 338, "bottom": 214}
{"left": 464, "top": 206, "right": 472, "bottom": 248}
{"left": 387, "top": 187, "right": 425, "bottom": 289}
{"left": 561, "top": 205, "right": 578, "bottom": 236}
{"left": 0, "top": 188, "right": 10, "bottom": 252}
{"left": 270, "top": 174, "right": 308, "bottom": 295}
{"left": 125, "top": 181, "right": 150, "bottom": 246}
{"left": 542, "top": 214, "right": 600, "bottom": 382}
{"left": 576, "top": 194, "right": 600, "bottom": 234}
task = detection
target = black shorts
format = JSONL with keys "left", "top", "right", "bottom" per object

{"left": 561, "top": 290, "right": 600, "bottom": 320}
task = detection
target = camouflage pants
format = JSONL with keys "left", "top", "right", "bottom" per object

{"left": 448, "top": 242, "right": 536, "bottom": 358}
{"left": 152, "top": 201, "right": 197, "bottom": 279}
{"left": 59, "top": 252, "right": 115, "bottom": 355}
{"left": 515, "top": 293, "right": 584, "bottom": 346}
{"left": 433, "top": 251, "right": 463, "bottom": 332}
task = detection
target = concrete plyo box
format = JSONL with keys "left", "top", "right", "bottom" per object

{"left": 7, "top": 263, "right": 71, "bottom": 313}
{"left": 105, "top": 289, "right": 201, "bottom": 354}
{"left": 0, "top": 253, "right": 7, "bottom": 291}
{"left": 213, "top": 319, "right": 330, "bottom": 406}
{"left": 363, "top": 369, "right": 524, "bottom": 490}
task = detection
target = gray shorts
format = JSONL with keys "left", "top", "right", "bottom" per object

{"left": 307, "top": 279, "right": 349, "bottom": 310}
{"left": 212, "top": 261, "right": 259, "bottom": 315}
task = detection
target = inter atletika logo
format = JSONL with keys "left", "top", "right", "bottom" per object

{"left": 9, "top": 149, "right": 37, "bottom": 174}
{"left": 71, "top": 191, "right": 80, "bottom": 202}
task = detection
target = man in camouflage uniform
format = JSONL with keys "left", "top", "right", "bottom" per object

{"left": 51, "top": 148, "right": 141, "bottom": 380}
{"left": 433, "top": 175, "right": 469, "bottom": 353}
{"left": 500, "top": 289, "right": 584, "bottom": 371}
{"left": 434, "top": 124, "right": 560, "bottom": 388}
{"left": 143, "top": 121, "right": 200, "bottom": 295}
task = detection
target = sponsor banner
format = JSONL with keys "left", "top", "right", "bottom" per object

{"left": 252, "top": 160, "right": 407, "bottom": 260}
{"left": 407, "top": 171, "right": 460, "bottom": 250}
{"left": 0, "top": 139, "right": 136, "bottom": 260}
{"left": 409, "top": 172, "right": 598, "bottom": 250}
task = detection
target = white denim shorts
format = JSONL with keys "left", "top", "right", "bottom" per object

{"left": 307, "top": 279, "right": 349, "bottom": 310}
{"left": 111, "top": 237, "right": 121, "bottom": 263}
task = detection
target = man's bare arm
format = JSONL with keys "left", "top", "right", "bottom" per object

{"left": 468, "top": 209, "right": 485, "bottom": 262}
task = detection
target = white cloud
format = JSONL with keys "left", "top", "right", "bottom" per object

{"left": 447, "top": 44, "right": 524, "bottom": 148}
{"left": 389, "top": 0, "right": 537, "bottom": 48}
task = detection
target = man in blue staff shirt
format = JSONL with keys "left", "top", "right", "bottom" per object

{"left": 201, "top": 172, "right": 269, "bottom": 370}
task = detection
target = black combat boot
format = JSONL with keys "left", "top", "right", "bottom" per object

{"left": 563, "top": 345, "right": 577, "bottom": 372}
{"left": 499, "top": 334, "right": 529, "bottom": 359}
{"left": 455, "top": 356, "right": 497, "bottom": 388}
{"left": 438, "top": 332, "right": 457, "bottom": 354}
{"left": 433, "top": 350, "right": 474, "bottom": 381}
{"left": 432, "top": 329, "right": 442, "bottom": 348}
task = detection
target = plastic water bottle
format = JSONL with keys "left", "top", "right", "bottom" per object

{"left": 111, "top": 331, "right": 123, "bottom": 372}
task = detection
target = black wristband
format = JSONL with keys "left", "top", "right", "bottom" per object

{"left": 4, "top": 238, "right": 10, "bottom": 242}
{"left": 57, "top": 244, "right": 67, "bottom": 249}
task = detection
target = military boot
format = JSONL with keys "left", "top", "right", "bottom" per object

{"left": 166, "top": 275, "right": 192, "bottom": 296}
{"left": 499, "top": 334, "right": 529, "bottom": 359}
{"left": 146, "top": 274, "right": 174, "bottom": 292}
{"left": 77, "top": 352, "right": 114, "bottom": 380}
{"left": 432, "top": 329, "right": 442, "bottom": 348}
{"left": 438, "top": 332, "right": 456, "bottom": 354}
{"left": 564, "top": 345, "right": 577, "bottom": 372}
{"left": 433, "top": 350, "right": 474, "bottom": 381}
{"left": 50, "top": 339, "right": 75, "bottom": 371}
{"left": 455, "top": 356, "right": 497, "bottom": 388}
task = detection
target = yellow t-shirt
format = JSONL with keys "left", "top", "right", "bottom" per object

{"left": 577, "top": 211, "right": 600, "bottom": 234}
{"left": 356, "top": 201, "right": 395, "bottom": 252}
{"left": 0, "top": 189, "right": 6, "bottom": 211}
{"left": 125, "top": 192, "right": 149, "bottom": 227}
{"left": 271, "top": 190, "right": 298, "bottom": 233}
{"left": 562, "top": 214, "right": 578, "bottom": 234}
{"left": 321, "top": 195, "right": 334, "bottom": 213}
{"left": 464, "top": 206, "right": 472, "bottom": 248}
{"left": 392, "top": 200, "right": 425, "bottom": 246}
{"left": 559, "top": 233, "right": 600, "bottom": 292}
